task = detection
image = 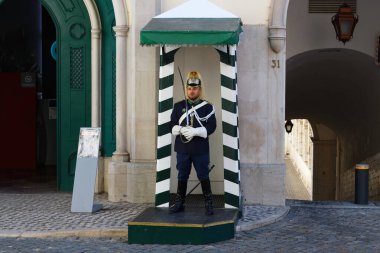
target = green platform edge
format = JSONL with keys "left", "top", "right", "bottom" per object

{"left": 128, "top": 221, "right": 236, "bottom": 245}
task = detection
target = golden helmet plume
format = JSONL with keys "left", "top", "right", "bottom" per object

{"left": 186, "top": 71, "right": 202, "bottom": 86}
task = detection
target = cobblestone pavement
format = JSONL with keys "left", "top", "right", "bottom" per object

{"left": 1, "top": 204, "right": 380, "bottom": 252}
{"left": 0, "top": 193, "right": 288, "bottom": 237}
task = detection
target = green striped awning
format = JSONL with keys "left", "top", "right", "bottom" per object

{"left": 140, "top": 18, "right": 242, "bottom": 46}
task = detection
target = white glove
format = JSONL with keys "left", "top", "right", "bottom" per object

{"left": 182, "top": 127, "right": 207, "bottom": 139}
{"left": 194, "top": 127, "right": 207, "bottom": 138}
{"left": 172, "top": 125, "right": 182, "bottom": 136}
{"left": 181, "top": 127, "right": 196, "bottom": 140}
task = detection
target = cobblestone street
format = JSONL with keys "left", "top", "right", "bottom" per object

{"left": 1, "top": 204, "right": 380, "bottom": 252}
{"left": 0, "top": 158, "right": 378, "bottom": 252}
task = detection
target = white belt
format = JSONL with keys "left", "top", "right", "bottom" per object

{"left": 178, "top": 101, "right": 215, "bottom": 127}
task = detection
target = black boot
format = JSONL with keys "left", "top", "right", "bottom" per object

{"left": 169, "top": 180, "right": 187, "bottom": 214}
{"left": 201, "top": 179, "right": 214, "bottom": 216}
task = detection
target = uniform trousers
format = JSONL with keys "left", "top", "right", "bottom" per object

{"left": 176, "top": 153, "right": 209, "bottom": 181}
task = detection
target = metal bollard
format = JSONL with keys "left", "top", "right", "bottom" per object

{"left": 355, "top": 164, "right": 369, "bottom": 204}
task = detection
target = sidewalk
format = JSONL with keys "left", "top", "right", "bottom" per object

{"left": 0, "top": 193, "right": 289, "bottom": 239}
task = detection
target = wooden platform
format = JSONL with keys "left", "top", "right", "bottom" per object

{"left": 128, "top": 207, "right": 239, "bottom": 245}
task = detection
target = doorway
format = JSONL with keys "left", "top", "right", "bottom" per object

{"left": 0, "top": 0, "right": 92, "bottom": 192}
{"left": 0, "top": 1, "right": 56, "bottom": 192}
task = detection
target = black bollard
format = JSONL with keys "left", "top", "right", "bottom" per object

{"left": 355, "top": 164, "right": 369, "bottom": 205}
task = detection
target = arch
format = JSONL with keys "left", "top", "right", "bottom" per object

{"left": 111, "top": 0, "right": 128, "bottom": 27}
{"left": 41, "top": 0, "right": 92, "bottom": 191}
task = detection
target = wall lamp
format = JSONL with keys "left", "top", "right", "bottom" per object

{"left": 285, "top": 120, "right": 294, "bottom": 134}
{"left": 331, "top": 3, "right": 359, "bottom": 44}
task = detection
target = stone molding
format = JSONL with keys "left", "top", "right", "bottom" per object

{"left": 268, "top": 0, "right": 289, "bottom": 53}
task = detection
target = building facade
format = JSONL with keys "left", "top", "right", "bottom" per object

{"left": 3, "top": 0, "right": 380, "bottom": 205}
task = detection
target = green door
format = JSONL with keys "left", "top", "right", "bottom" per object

{"left": 42, "top": 0, "right": 91, "bottom": 191}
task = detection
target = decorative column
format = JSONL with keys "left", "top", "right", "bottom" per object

{"left": 83, "top": 0, "right": 102, "bottom": 128}
{"left": 112, "top": 25, "right": 129, "bottom": 162}
{"left": 91, "top": 28, "right": 101, "bottom": 127}
{"left": 107, "top": 25, "right": 129, "bottom": 202}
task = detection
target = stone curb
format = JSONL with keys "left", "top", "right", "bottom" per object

{"left": 0, "top": 229, "right": 128, "bottom": 239}
{"left": 236, "top": 206, "right": 290, "bottom": 232}
{"left": 287, "top": 200, "right": 380, "bottom": 209}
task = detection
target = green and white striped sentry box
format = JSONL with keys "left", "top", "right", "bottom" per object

{"left": 155, "top": 45, "right": 241, "bottom": 209}
{"left": 140, "top": 0, "right": 243, "bottom": 210}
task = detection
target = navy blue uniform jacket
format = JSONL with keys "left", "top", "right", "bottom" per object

{"left": 171, "top": 100, "right": 216, "bottom": 155}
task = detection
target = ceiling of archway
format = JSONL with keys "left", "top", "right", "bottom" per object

{"left": 286, "top": 48, "right": 380, "bottom": 133}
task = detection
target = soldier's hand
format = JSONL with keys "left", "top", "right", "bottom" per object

{"left": 172, "top": 125, "right": 182, "bottom": 136}
{"left": 182, "top": 127, "right": 196, "bottom": 140}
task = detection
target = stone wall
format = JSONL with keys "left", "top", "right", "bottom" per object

{"left": 340, "top": 152, "right": 380, "bottom": 201}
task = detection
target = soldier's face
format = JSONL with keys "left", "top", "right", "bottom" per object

{"left": 187, "top": 86, "right": 201, "bottom": 100}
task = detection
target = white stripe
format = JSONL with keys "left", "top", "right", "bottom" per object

{"left": 224, "top": 179, "right": 240, "bottom": 196}
{"left": 165, "top": 45, "right": 181, "bottom": 53}
{"left": 178, "top": 101, "right": 208, "bottom": 125}
{"left": 157, "top": 202, "right": 169, "bottom": 207}
{"left": 221, "top": 86, "right": 236, "bottom": 103}
{"left": 213, "top": 45, "right": 227, "bottom": 53}
{"left": 222, "top": 110, "right": 237, "bottom": 126}
{"left": 160, "top": 62, "right": 174, "bottom": 79}
{"left": 224, "top": 203, "right": 238, "bottom": 209}
{"left": 159, "top": 86, "right": 173, "bottom": 102}
{"left": 223, "top": 133, "right": 238, "bottom": 150}
{"left": 158, "top": 109, "right": 172, "bottom": 125}
{"left": 228, "top": 45, "right": 237, "bottom": 55}
{"left": 224, "top": 157, "right": 239, "bottom": 173}
{"left": 157, "top": 133, "right": 172, "bottom": 149}
{"left": 156, "top": 179, "right": 170, "bottom": 194}
{"left": 157, "top": 156, "right": 171, "bottom": 172}
{"left": 220, "top": 62, "right": 236, "bottom": 80}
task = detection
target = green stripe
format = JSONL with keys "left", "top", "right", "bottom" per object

{"left": 158, "top": 122, "right": 171, "bottom": 136}
{"left": 157, "top": 144, "right": 171, "bottom": 160}
{"left": 160, "top": 47, "right": 178, "bottom": 66}
{"left": 216, "top": 48, "right": 236, "bottom": 66}
{"left": 223, "top": 145, "right": 238, "bottom": 161}
{"left": 221, "top": 75, "right": 236, "bottom": 90}
{"left": 159, "top": 75, "right": 174, "bottom": 90}
{"left": 156, "top": 169, "right": 171, "bottom": 183}
{"left": 222, "top": 122, "right": 237, "bottom": 137}
{"left": 221, "top": 98, "right": 236, "bottom": 114}
{"left": 155, "top": 191, "right": 170, "bottom": 206}
{"left": 224, "top": 169, "right": 239, "bottom": 184}
{"left": 159, "top": 98, "right": 173, "bottom": 113}
{"left": 224, "top": 192, "right": 239, "bottom": 208}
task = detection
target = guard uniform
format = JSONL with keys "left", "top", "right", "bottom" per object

{"left": 169, "top": 70, "right": 216, "bottom": 216}
{"left": 171, "top": 99, "right": 216, "bottom": 181}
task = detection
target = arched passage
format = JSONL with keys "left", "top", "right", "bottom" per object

{"left": 286, "top": 49, "right": 380, "bottom": 200}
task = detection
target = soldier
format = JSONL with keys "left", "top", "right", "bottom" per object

{"left": 170, "top": 71, "right": 216, "bottom": 216}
